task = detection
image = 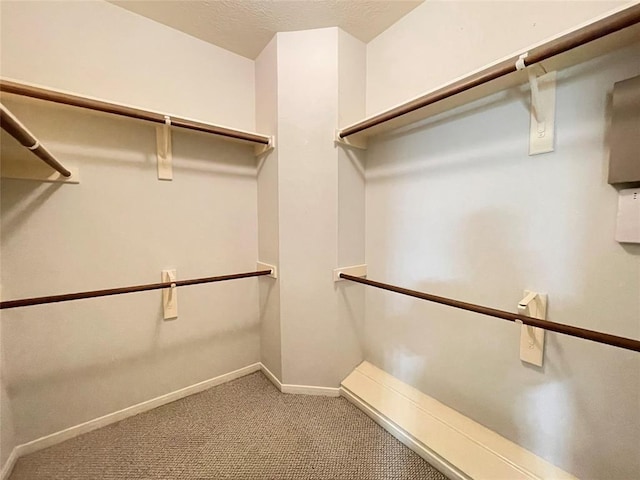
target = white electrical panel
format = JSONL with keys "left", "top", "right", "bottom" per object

{"left": 615, "top": 188, "right": 640, "bottom": 244}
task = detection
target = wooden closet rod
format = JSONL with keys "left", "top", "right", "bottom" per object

{"left": 340, "top": 274, "right": 640, "bottom": 353}
{"left": 0, "top": 102, "right": 71, "bottom": 177}
{"left": 0, "top": 79, "right": 271, "bottom": 145}
{"left": 0, "top": 270, "right": 272, "bottom": 310}
{"left": 338, "top": 3, "right": 640, "bottom": 139}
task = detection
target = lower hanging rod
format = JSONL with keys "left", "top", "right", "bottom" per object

{"left": 0, "top": 270, "right": 272, "bottom": 310}
{"left": 340, "top": 274, "right": 640, "bottom": 353}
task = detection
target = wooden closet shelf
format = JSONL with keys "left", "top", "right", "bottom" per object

{"left": 337, "top": 3, "right": 640, "bottom": 146}
{"left": 0, "top": 78, "right": 272, "bottom": 146}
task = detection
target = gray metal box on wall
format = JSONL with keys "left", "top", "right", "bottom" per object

{"left": 608, "top": 74, "right": 640, "bottom": 185}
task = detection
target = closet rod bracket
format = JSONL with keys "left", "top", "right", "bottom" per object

{"left": 334, "top": 264, "right": 367, "bottom": 282}
{"left": 517, "top": 290, "right": 547, "bottom": 367}
{"left": 516, "top": 53, "right": 556, "bottom": 156}
{"left": 1, "top": 162, "right": 80, "bottom": 184}
{"left": 162, "top": 269, "right": 178, "bottom": 319}
{"left": 157, "top": 115, "right": 173, "bottom": 180}
{"left": 335, "top": 129, "right": 367, "bottom": 150}
{"left": 255, "top": 136, "right": 275, "bottom": 156}
{"left": 257, "top": 262, "right": 277, "bottom": 279}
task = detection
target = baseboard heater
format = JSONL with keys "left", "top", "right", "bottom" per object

{"left": 341, "top": 362, "right": 576, "bottom": 480}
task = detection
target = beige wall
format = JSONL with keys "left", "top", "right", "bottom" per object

{"left": 0, "top": 0, "right": 260, "bottom": 462}
{"left": 366, "top": 1, "right": 630, "bottom": 115}
{"left": 1, "top": 0, "right": 639, "bottom": 477}
{"left": 276, "top": 28, "right": 364, "bottom": 386}
{"left": 0, "top": 0, "right": 255, "bottom": 131}
{"left": 337, "top": 29, "right": 368, "bottom": 385}
{"left": 364, "top": 38, "right": 640, "bottom": 480}
{"left": 256, "top": 37, "right": 282, "bottom": 380}
{"left": 254, "top": 28, "right": 368, "bottom": 387}
{"left": 363, "top": 6, "right": 639, "bottom": 477}
{"left": 0, "top": 325, "right": 15, "bottom": 467}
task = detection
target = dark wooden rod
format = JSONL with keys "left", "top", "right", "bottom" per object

{"left": 340, "top": 274, "right": 640, "bottom": 353}
{"left": 0, "top": 103, "right": 72, "bottom": 177}
{"left": 0, "top": 270, "right": 272, "bottom": 310}
{"left": 0, "top": 79, "right": 271, "bottom": 145}
{"left": 338, "top": 4, "right": 640, "bottom": 139}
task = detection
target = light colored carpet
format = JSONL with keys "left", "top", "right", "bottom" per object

{"left": 9, "top": 372, "right": 448, "bottom": 479}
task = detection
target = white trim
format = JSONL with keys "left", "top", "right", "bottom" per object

{"left": 340, "top": 387, "right": 467, "bottom": 480}
{"left": 281, "top": 384, "right": 340, "bottom": 397}
{"left": 342, "top": 362, "right": 577, "bottom": 480}
{"left": 260, "top": 363, "right": 340, "bottom": 397}
{"left": 18, "top": 362, "right": 261, "bottom": 454}
{"left": 0, "top": 362, "right": 261, "bottom": 480}
{"left": 0, "top": 448, "right": 19, "bottom": 480}
{"left": 1, "top": 361, "right": 345, "bottom": 480}
{"left": 259, "top": 362, "right": 283, "bottom": 390}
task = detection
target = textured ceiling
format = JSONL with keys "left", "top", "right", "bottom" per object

{"left": 109, "top": 1, "right": 423, "bottom": 59}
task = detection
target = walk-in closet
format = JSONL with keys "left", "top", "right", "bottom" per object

{"left": 1, "top": 1, "right": 639, "bottom": 479}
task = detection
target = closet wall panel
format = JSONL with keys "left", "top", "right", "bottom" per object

{"left": 0, "top": 329, "right": 14, "bottom": 467}
{"left": 255, "top": 37, "right": 282, "bottom": 380}
{"left": 0, "top": 0, "right": 260, "bottom": 452}
{"left": 363, "top": 44, "right": 640, "bottom": 480}
{"left": 0, "top": 99, "right": 261, "bottom": 447}
{"left": 366, "top": 0, "right": 627, "bottom": 116}
{"left": 0, "top": 0, "right": 255, "bottom": 131}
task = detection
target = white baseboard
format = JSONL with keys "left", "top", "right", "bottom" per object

{"left": 281, "top": 384, "right": 340, "bottom": 397}
{"left": 342, "top": 361, "right": 577, "bottom": 480}
{"left": 0, "top": 448, "right": 19, "bottom": 480}
{"left": 1, "top": 361, "right": 345, "bottom": 480}
{"left": 259, "top": 363, "right": 283, "bottom": 390}
{"left": 340, "top": 387, "right": 467, "bottom": 480}
{"left": 260, "top": 364, "right": 340, "bottom": 397}
{"left": 0, "top": 362, "right": 261, "bottom": 480}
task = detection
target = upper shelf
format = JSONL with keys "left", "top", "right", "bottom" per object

{"left": 337, "top": 3, "right": 640, "bottom": 148}
{"left": 0, "top": 78, "right": 273, "bottom": 153}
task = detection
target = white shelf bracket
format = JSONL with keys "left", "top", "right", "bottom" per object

{"left": 257, "top": 261, "right": 278, "bottom": 279}
{"left": 516, "top": 290, "right": 547, "bottom": 367}
{"left": 334, "top": 264, "right": 367, "bottom": 282}
{"left": 334, "top": 129, "right": 368, "bottom": 150}
{"left": 255, "top": 136, "right": 275, "bottom": 157}
{"left": 1, "top": 160, "right": 80, "bottom": 183}
{"left": 157, "top": 115, "right": 173, "bottom": 180}
{"left": 516, "top": 53, "right": 556, "bottom": 156}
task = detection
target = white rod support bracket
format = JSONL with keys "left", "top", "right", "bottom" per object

{"left": 157, "top": 116, "right": 173, "bottom": 180}
{"left": 334, "top": 129, "right": 368, "bottom": 150}
{"left": 162, "top": 269, "right": 178, "bottom": 320}
{"left": 516, "top": 53, "right": 556, "bottom": 156}
{"left": 255, "top": 136, "right": 276, "bottom": 156}
{"left": 334, "top": 264, "right": 367, "bottom": 282}
{"left": 1, "top": 161, "right": 80, "bottom": 184}
{"left": 257, "top": 262, "right": 277, "bottom": 279}
{"left": 517, "top": 290, "right": 547, "bottom": 367}
{"left": 518, "top": 291, "right": 538, "bottom": 309}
